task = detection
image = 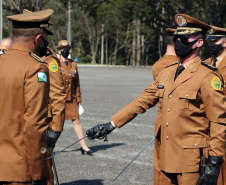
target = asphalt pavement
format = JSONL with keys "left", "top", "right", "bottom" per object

{"left": 54, "top": 66, "right": 158, "bottom": 185}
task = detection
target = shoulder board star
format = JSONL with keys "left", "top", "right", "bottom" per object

{"left": 201, "top": 62, "right": 217, "bottom": 71}
{"left": 29, "top": 52, "right": 47, "bottom": 63}
{"left": 165, "top": 62, "right": 179, "bottom": 68}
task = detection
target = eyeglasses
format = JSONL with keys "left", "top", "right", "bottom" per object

{"left": 0, "top": 49, "right": 7, "bottom": 54}
{"left": 173, "top": 35, "right": 189, "bottom": 44}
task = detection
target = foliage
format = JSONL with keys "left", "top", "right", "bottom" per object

{"left": 2, "top": 0, "right": 226, "bottom": 65}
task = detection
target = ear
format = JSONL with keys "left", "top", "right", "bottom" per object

{"left": 196, "top": 39, "right": 203, "bottom": 48}
{"left": 222, "top": 39, "right": 226, "bottom": 48}
{"left": 34, "top": 34, "right": 43, "bottom": 47}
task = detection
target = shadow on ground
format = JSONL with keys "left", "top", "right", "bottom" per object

{"left": 61, "top": 179, "right": 104, "bottom": 185}
{"left": 55, "top": 143, "right": 126, "bottom": 154}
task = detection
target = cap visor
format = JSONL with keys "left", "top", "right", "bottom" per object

{"left": 43, "top": 27, "right": 53, "bottom": 35}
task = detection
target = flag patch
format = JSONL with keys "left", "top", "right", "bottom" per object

{"left": 38, "top": 72, "right": 47, "bottom": 82}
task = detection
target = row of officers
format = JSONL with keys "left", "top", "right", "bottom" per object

{"left": 0, "top": 9, "right": 91, "bottom": 185}
{"left": 0, "top": 8, "right": 225, "bottom": 185}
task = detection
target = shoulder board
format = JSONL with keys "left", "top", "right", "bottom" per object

{"left": 201, "top": 62, "right": 217, "bottom": 71}
{"left": 29, "top": 52, "right": 46, "bottom": 63}
{"left": 165, "top": 62, "right": 178, "bottom": 68}
{"left": 45, "top": 48, "right": 53, "bottom": 57}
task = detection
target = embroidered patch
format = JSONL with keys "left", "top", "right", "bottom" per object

{"left": 40, "top": 147, "right": 46, "bottom": 154}
{"left": 176, "top": 15, "right": 187, "bottom": 27}
{"left": 72, "top": 69, "right": 76, "bottom": 75}
{"left": 38, "top": 72, "right": 48, "bottom": 82}
{"left": 211, "top": 76, "right": 221, "bottom": 90}
{"left": 49, "top": 60, "right": 58, "bottom": 72}
{"left": 161, "top": 77, "right": 168, "bottom": 85}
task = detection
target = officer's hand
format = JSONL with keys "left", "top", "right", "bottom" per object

{"left": 46, "top": 129, "right": 61, "bottom": 148}
{"left": 86, "top": 122, "right": 115, "bottom": 139}
{"left": 197, "top": 156, "right": 224, "bottom": 185}
{"left": 32, "top": 177, "right": 47, "bottom": 185}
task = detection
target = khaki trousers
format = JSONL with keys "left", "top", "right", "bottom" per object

{"left": 47, "top": 148, "right": 54, "bottom": 185}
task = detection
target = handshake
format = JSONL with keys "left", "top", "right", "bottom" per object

{"left": 86, "top": 122, "right": 116, "bottom": 139}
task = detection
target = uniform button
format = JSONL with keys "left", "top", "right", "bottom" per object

{"left": 166, "top": 136, "right": 169, "bottom": 140}
{"left": 166, "top": 123, "right": 169, "bottom": 126}
{"left": 66, "top": 80, "right": 68, "bottom": 82}
{"left": 69, "top": 85, "right": 71, "bottom": 87}
{"left": 169, "top": 95, "right": 172, "bottom": 99}
{"left": 69, "top": 74, "right": 71, "bottom": 76}
{"left": 168, "top": 109, "right": 170, "bottom": 112}
{"left": 195, "top": 143, "right": 197, "bottom": 146}
{"left": 186, "top": 94, "right": 189, "bottom": 97}
{"left": 224, "top": 85, "right": 226, "bottom": 87}
{"left": 224, "top": 81, "right": 225, "bottom": 83}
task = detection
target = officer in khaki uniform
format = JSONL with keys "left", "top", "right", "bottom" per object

{"left": 42, "top": 47, "right": 66, "bottom": 185}
{"left": 22, "top": 9, "right": 66, "bottom": 185}
{"left": 86, "top": 14, "right": 226, "bottom": 185}
{"left": 0, "top": 10, "right": 54, "bottom": 185}
{"left": 204, "top": 26, "right": 226, "bottom": 185}
{"left": 57, "top": 40, "right": 92, "bottom": 154}
{"left": 152, "top": 28, "right": 180, "bottom": 185}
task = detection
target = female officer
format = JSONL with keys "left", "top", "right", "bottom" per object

{"left": 57, "top": 40, "right": 92, "bottom": 155}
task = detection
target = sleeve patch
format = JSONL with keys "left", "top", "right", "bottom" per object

{"left": 49, "top": 60, "right": 59, "bottom": 72}
{"left": 38, "top": 72, "right": 48, "bottom": 82}
{"left": 211, "top": 76, "right": 221, "bottom": 90}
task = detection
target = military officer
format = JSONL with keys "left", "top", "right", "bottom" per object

{"left": 204, "top": 26, "right": 226, "bottom": 185}
{"left": 152, "top": 27, "right": 180, "bottom": 185}
{"left": 86, "top": 14, "right": 226, "bottom": 185}
{"left": 22, "top": 9, "right": 66, "bottom": 185}
{"left": 57, "top": 40, "right": 92, "bottom": 154}
{"left": 42, "top": 47, "right": 66, "bottom": 185}
{"left": 0, "top": 9, "right": 54, "bottom": 185}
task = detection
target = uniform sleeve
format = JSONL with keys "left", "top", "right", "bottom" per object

{"left": 201, "top": 71, "right": 226, "bottom": 157}
{"left": 23, "top": 63, "right": 49, "bottom": 180}
{"left": 152, "top": 62, "right": 158, "bottom": 80}
{"left": 111, "top": 77, "right": 160, "bottom": 128}
{"left": 74, "top": 64, "right": 82, "bottom": 103}
{"left": 47, "top": 57, "right": 66, "bottom": 132}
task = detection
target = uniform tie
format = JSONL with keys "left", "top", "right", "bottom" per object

{"left": 175, "top": 65, "right": 185, "bottom": 80}
{"left": 65, "top": 60, "right": 68, "bottom": 66}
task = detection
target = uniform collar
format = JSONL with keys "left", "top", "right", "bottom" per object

{"left": 10, "top": 44, "right": 33, "bottom": 54}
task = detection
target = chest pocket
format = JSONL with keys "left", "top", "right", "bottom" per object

{"left": 179, "top": 90, "right": 197, "bottom": 111}
{"left": 155, "top": 89, "right": 165, "bottom": 109}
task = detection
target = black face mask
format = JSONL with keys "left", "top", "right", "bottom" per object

{"left": 37, "top": 36, "right": 49, "bottom": 57}
{"left": 61, "top": 49, "right": 70, "bottom": 58}
{"left": 208, "top": 42, "right": 223, "bottom": 55}
{"left": 174, "top": 39, "right": 198, "bottom": 58}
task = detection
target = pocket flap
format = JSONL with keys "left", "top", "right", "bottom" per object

{"left": 182, "top": 136, "right": 207, "bottom": 148}
{"left": 179, "top": 90, "right": 197, "bottom": 99}
{"left": 155, "top": 89, "right": 165, "bottom": 97}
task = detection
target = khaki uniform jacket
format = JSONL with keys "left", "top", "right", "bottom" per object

{"left": 0, "top": 44, "right": 49, "bottom": 182}
{"left": 60, "top": 60, "right": 81, "bottom": 103}
{"left": 204, "top": 56, "right": 226, "bottom": 185}
{"left": 152, "top": 54, "right": 180, "bottom": 136}
{"left": 42, "top": 48, "right": 66, "bottom": 132}
{"left": 152, "top": 54, "right": 180, "bottom": 80}
{"left": 112, "top": 56, "right": 226, "bottom": 173}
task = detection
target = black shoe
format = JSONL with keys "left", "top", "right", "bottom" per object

{"left": 80, "top": 147, "right": 93, "bottom": 155}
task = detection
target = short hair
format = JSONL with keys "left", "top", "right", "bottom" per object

{"left": 194, "top": 32, "right": 205, "bottom": 40}
{"left": 12, "top": 28, "right": 44, "bottom": 41}
{"left": 165, "top": 35, "right": 174, "bottom": 46}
